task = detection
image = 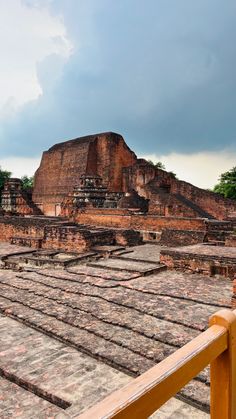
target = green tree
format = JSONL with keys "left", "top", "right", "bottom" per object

{"left": 168, "top": 171, "right": 178, "bottom": 179}
{"left": 147, "top": 160, "right": 178, "bottom": 178}
{"left": 213, "top": 166, "right": 236, "bottom": 200}
{"left": 0, "top": 167, "right": 11, "bottom": 194}
{"left": 21, "top": 175, "right": 34, "bottom": 190}
{"left": 147, "top": 160, "right": 166, "bottom": 170}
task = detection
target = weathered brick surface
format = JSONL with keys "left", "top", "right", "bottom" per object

{"left": 159, "top": 229, "right": 206, "bottom": 246}
{"left": 0, "top": 242, "right": 232, "bottom": 412}
{"left": 30, "top": 132, "right": 236, "bottom": 219}
{"left": 1, "top": 178, "right": 41, "bottom": 216}
{"left": 76, "top": 209, "right": 207, "bottom": 231}
{"left": 0, "top": 376, "right": 62, "bottom": 418}
{"left": 0, "top": 215, "right": 144, "bottom": 254}
{"left": 225, "top": 234, "right": 236, "bottom": 247}
{"left": 33, "top": 132, "right": 136, "bottom": 216}
{"left": 0, "top": 216, "right": 48, "bottom": 242}
{"left": 160, "top": 244, "right": 236, "bottom": 279}
{"left": 123, "top": 160, "right": 236, "bottom": 220}
{"left": 0, "top": 314, "right": 132, "bottom": 417}
{"left": 0, "top": 318, "right": 208, "bottom": 419}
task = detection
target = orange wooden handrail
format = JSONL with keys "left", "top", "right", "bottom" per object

{"left": 77, "top": 309, "right": 236, "bottom": 419}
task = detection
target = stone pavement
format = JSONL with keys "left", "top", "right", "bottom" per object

{"left": 114, "top": 244, "right": 162, "bottom": 262}
{"left": 160, "top": 243, "right": 236, "bottom": 278}
{"left": 0, "top": 314, "right": 131, "bottom": 418}
{"left": 0, "top": 376, "right": 62, "bottom": 418}
{"left": 0, "top": 242, "right": 231, "bottom": 417}
{"left": 0, "top": 315, "right": 208, "bottom": 419}
{"left": 162, "top": 244, "right": 236, "bottom": 259}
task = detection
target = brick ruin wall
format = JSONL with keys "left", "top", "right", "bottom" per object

{"left": 225, "top": 234, "right": 236, "bottom": 247}
{"left": 0, "top": 217, "right": 90, "bottom": 253}
{"left": 93, "top": 133, "right": 136, "bottom": 191}
{"left": 75, "top": 208, "right": 207, "bottom": 230}
{"left": 6, "top": 194, "right": 41, "bottom": 216}
{"left": 0, "top": 217, "right": 48, "bottom": 241}
{"left": 31, "top": 132, "right": 236, "bottom": 220}
{"left": 232, "top": 279, "right": 236, "bottom": 309}
{"left": 42, "top": 225, "right": 90, "bottom": 252}
{"left": 32, "top": 140, "right": 90, "bottom": 216}
{"left": 0, "top": 216, "right": 142, "bottom": 252}
{"left": 159, "top": 229, "right": 207, "bottom": 247}
{"left": 33, "top": 132, "right": 136, "bottom": 216}
{"left": 122, "top": 162, "right": 236, "bottom": 220}
{"left": 171, "top": 179, "right": 236, "bottom": 220}
{"left": 147, "top": 193, "right": 201, "bottom": 218}
{"left": 160, "top": 249, "right": 236, "bottom": 279}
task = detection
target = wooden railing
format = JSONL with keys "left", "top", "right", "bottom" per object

{"left": 77, "top": 309, "right": 236, "bottom": 419}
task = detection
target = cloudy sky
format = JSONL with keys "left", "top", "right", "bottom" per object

{"left": 0, "top": 0, "right": 235, "bottom": 188}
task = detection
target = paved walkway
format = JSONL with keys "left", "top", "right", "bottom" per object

{"left": 0, "top": 314, "right": 131, "bottom": 418}
{"left": 0, "top": 242, "right": 230, "bottom": 416}
{"left": 0, "top": 314, "right": 208, "bottom": 418}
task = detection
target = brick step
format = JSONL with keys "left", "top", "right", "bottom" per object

{"left": 0, "top": 314, "right": 131, "bottom": 417}
{"left": 67, "top": 265, "right": 140, "bottom": 280}
{"left": 2, "top": 259, "right": 19, "bottom": 270}
{"left": 204, "top": 240, "right": 225, "bottom": 246}
{"left": 3, "top": 251, "right": 98, "bottom": 270}
{"left": 0, "top": 376, "right": 62, "bottom": 417}
{"left": 207, "top": 221, "right": 234, "bottom": 231}
{"left": 0, "top": 368, "right": 70, "bottom": 410}
{"left": 112, "top": 249, "right": 134, "bottom": 255}
{"left": 10, "top": 236, "right": 43, "bottom": 249}
{"left": 0, "top": 287, "right": 210, "bottom": 412}
{"left": 87, "top": 257, "right": 162, "bottom": 275}
{"left": 110, "top": 254, "right": 165, "bottom": 265}
{"left": 91, "top": 245, "right": 126, "bottom": 256}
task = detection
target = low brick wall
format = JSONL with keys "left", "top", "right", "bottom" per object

{"left": 0, "top": 218, "right": 114, "bottom": 253}
{"left": 159, "top": 229, "right": 206, "bottom": 247}
{"left": 42, "top": 225, "right": 89, "bottom": 252}
{"left": 0, "top": 216, "right": 49, "bottom": 242}
{"left": 160, "top": 247, "right": 236, "bottom": 279}
{"left": 75, "top": 209, "right": 207, "bottom": 232}
{"left": 225, "top": 234, "right": 236, "bottom": 247}
{"left": 0, "top": 215, "right": 142, "bottom": 253}
{"left": 114, "top": 229, "right": 142, "bottom": 246}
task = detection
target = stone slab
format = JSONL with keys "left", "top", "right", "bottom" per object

{"left": 0, "top": 314, "right": 131, "bottom": 417}
{"left": 68, "top": 265, "right": 140, "bottom": 280}
{"left": 0, "top": 376, "right": 62, "bottom": 418}
{"left": 162, "top": 244, "right": 236, "bottom": 261}
{"left": 89, "top": 257, "right": 160, "bottom": 273}
{"left": 0, "top": 316, "right": 209, "bottom": 419}
{"left": 122, "top": 270, "right": 231, "bottom": 307}
{"left": 0, "top": 242, "right": 33, "bottom": 258}
{"left": 117, "top": 243, "right": 162, "bottom": 262}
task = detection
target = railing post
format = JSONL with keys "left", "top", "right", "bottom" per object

{"left": 210, "top": 309, "right": 236, "bottom": 419}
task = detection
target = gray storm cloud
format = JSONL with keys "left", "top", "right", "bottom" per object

{"left": 1, "top": 0, "right": 236, "bottom": 157}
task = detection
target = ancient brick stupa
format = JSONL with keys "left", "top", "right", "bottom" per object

{"left": 32, "top": 131, "right": 236, "bottom": 220}
{"left": 33, "top": 132, "right": 136, "bottom": 216}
